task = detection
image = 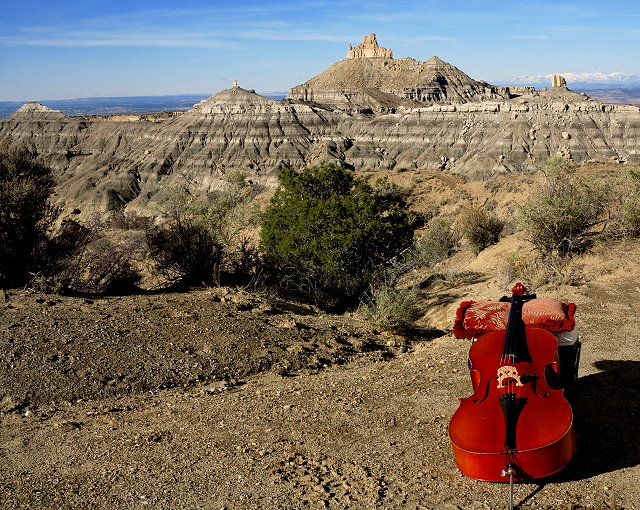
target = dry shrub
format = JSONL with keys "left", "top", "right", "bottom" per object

{"left": 32, "top": 216, "right": 143, "bottom": 294}
{"left": 501, "top": 252, "right": 584, "bottom": 289}
{"left": 61, "top": 236, "right": 143, "bottom": 294}
{"left": 147, "top": 170, "right": 264, "bottom": 287}
{"left": 415, "top": 217, "right": 458, "bottom": 267}
{"left": 519, "top": 157, "right": 609, "bottom": 255}
{"left": 110, "top": 210, "right": 153, "bottom": 231}
{"left": 457, "top": 205, "right": 504, "bottom": 254}
{"left": 147, "top": 217, "right": 223, "bottom": 286}
{"left": 358, "top": 285, "right": 422, "bottom": 333}
{"left": 0, "top": 150, "right": 58, "bottom": 286}
{"left": 611, "top": 168, "right": 640, "bottom": 238}
{"left": 429, "top": 268, "right": 484, "bottom": 287}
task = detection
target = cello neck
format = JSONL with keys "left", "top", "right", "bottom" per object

{"left": 500, "top": 284, "right": 535, "bottom": 364}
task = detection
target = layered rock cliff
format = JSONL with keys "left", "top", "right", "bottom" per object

{"left": 1, "top": 87, "right": 349, "bottom": 215}
{"left": 287, "top": 55, "right": 511, "bottom": 107}
{"left": 334, "top": 89, "right": 640, "bottom": 179}
{"left": 288, "top": 34, "right": 524, "bottom": 108}
{"left": 1, "top": 53, "right": 640, "bottom": 217}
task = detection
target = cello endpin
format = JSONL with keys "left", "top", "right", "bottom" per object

{"left": 501, "top": 465, "right": 517, "bottom": 478}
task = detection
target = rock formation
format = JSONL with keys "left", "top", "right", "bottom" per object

{"left": 289, "top": 35, "right": 526, "bottom": 107}
{"left": 1, "top": 41, "right": 640, "bottom": 217}
{"left": 288, "top": 55, "right": 514, "bottom": 107}
{"left": 10, "top": 102, "right": 66, "bottom": 120}
{"left": 0, "top": 88, "right": 344, "bottom": 215}
{"left": 346, "top": 34, "right": 393, "bottom": 59}
{"left": 552, "top": 75, "right": 568, "bottom": 88}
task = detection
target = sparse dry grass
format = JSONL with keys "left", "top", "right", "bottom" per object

{"left": 500, "top": 252, "right": 584, "bottom": 290}
{"left": 358, "top": 285, "right": 422, "bottom": 333}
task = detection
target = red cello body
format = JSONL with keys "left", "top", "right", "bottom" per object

{"left": 448, "top": 286, "right": 576, "bottom": 482}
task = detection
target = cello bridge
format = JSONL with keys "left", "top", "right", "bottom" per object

{"left": 496, "top": 365, "right": 524, "bottom": 388}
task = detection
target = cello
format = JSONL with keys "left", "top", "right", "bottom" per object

{"left": 448, "top": 284, "right": 575, "bottom": 505}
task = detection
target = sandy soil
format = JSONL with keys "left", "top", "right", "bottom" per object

{"left": 1, "top": 256, "right": 638, "bottom": 509}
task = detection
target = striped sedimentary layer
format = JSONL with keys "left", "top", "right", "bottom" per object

{"left": 1, "top": 86, "right": 639, "bottom": 215}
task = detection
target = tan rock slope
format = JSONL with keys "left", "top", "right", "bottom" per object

{"left": 1, "top": 36, "right": 640, "bottom": 216}
{"left": 288, "top": 34, "right": 528, "bottom": 107}
{"left": 9, "top": 102, "right": 67, "bottom": 119}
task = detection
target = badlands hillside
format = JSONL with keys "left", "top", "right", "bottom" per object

{"left": 0, "top": 34, "right": 639, "bottom": 218}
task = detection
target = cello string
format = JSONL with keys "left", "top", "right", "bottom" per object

{"left": 509, "top": 470, "right": 514, "bottom": 510}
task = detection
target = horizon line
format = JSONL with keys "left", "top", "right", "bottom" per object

{"left": 0, "top": 90, "right": 291, "bottom": 104}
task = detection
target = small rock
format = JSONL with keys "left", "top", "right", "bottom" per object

{"left": 0, "top": 396, "right": 25, "bottom": 414}
{"left": 57, "top": 421, "right": 83, "bottom": 432}
{"left": 274, "top": 365, "right": 291, "bottom": 377}
{"left": 279, "top": 318, "right": 309, "bottom": 330}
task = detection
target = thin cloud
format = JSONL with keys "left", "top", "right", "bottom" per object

{"left": 392, "top": 35, "right": 457, "bottom": 44}
{"left": 510, "top": 35, "right": 548, "bottom": 40}
{"left": 545, "top": 24, "right": 640, "bottom": 35}
{"left": 237, "top": 30, "right": 359, "bottom": 43}
{"left": 0, "top": 4, "right": 317, "bottom": 48}
{"left": 0, "top": 31, "right": 236, "bottom": 49}
{"left": 0, "top": 3, "right": 502, "bottom": 50}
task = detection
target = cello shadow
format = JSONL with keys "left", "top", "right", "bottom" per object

{"left": 514, "top": 360, "right": 638, "bottom": 507}
{"left": 516, "top": 484, "right": 546, "bottom": 508}
{"left": 550, "top": 359, "right": 640, "bottom": 481}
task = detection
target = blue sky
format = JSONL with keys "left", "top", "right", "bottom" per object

{"left": 1, "top": 0, "right": 639, "bottom": 101}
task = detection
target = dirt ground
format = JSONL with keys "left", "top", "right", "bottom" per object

{"left": 1, "top": 237, "right": 639, "bottom": 510}
{"left": 1, "top": 165, "right": 639, "bottom": 509}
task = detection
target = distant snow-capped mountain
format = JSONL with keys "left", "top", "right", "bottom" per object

{"left": 498, "top": 72, "right": 640, "bottom": 89}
